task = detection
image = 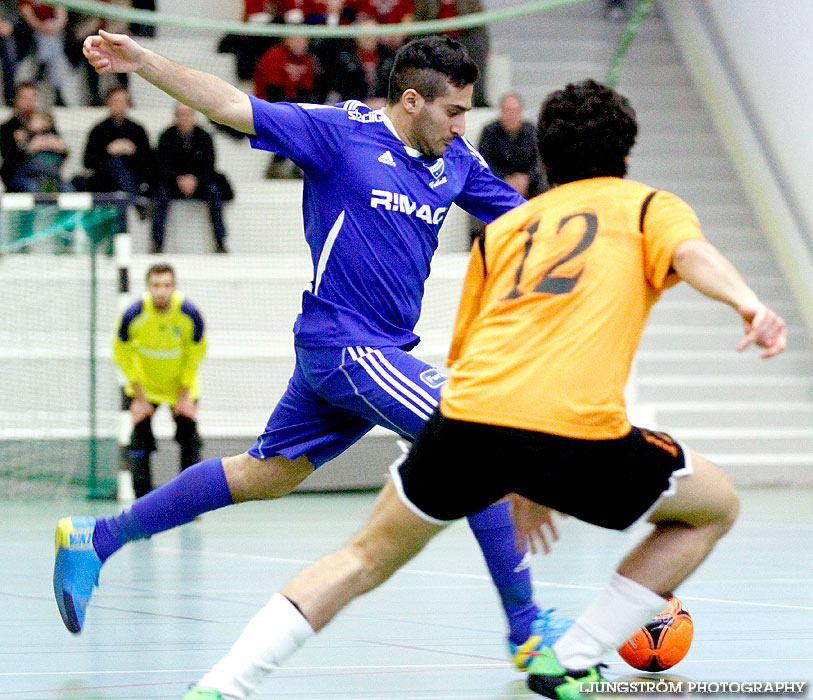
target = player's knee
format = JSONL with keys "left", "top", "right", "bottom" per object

{"left": 713, "top": 479, "right": 740, "bottom": 536}
{"left": 224, "top": 452, "right": 313, "bottom": 502}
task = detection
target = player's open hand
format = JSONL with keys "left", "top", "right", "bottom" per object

{"left": 83, "top": 29, "right": 146, "bottom": 74}
{"left": 737, "top": 302, "right": 787, "bottom": 359}
{"left": 509, "top": 494, "right": 560, "bottom": 555}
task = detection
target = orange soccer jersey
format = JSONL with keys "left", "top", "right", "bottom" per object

{"left": 441, "top": 177, "right": 705, "bottom": 439}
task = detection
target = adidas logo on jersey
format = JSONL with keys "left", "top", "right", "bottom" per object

{"left": 378, "top": 150, "right": 396, "bottom": 167}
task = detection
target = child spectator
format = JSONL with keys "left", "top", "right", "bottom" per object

{"left": 11, "top": 109, "right": 71, "bottom": 193}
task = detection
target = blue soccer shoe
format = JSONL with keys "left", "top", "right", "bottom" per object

{"left": 510, "top": 608, "right": 575, "bottom": 670}
{"left": 53, "top": 516, "right": 102, "bottom": 634}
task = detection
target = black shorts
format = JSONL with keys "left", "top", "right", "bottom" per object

{"left": 393, "top": 411, "right": 691, "bottom": 531}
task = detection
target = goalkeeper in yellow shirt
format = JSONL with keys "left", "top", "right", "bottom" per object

{"left": 113, "top": 263, "right": 207, "bottom": 497}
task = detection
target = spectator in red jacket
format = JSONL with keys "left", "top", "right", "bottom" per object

{"left": 254, "top": 35, "right": 317, "bottom": 178}
{"left": 254, "top": 35, "right": 316, "bottom": 103}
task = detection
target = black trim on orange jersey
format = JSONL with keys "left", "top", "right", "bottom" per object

{"left": 478, "top": 231, "right": 486, "bottom": 275}
{"left": 639, "top": 189, "right": 659, "bottom": 233}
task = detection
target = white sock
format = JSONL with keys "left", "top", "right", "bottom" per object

{"left": 198, "top": 593, "right": 314, "bottom": 700}
{"left": 553, "top": 572, "right": 665, "bottom": 670}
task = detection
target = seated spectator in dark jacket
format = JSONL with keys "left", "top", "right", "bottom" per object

{"left": 77, "top": 87, "right": 153, "bottom": 198}
{"left": 471, "top": 93, "right": 541, "bottom": 242}
{"left": 305, "top": 0, "right": 356, "bottom": 103}
{"left": 330, "top": 18, "right": 394, "bottom": 107}
{"left": 478, "top": 92, "right": 541, "bottom": 198}
{"left": 152, "top": 103, "right": 230, "bottom": 254}
{"left": 9, "top": 109, "right": 71, "bottom": 192}
{"left": 0, "top": 81, "right": 39, "bottom": 189}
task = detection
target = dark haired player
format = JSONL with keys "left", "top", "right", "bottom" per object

{"left": 53, "top": 30, "right": 570, "bottom": 672}
{"left": 175, "top": 79, "right": 786, "bottom": 699}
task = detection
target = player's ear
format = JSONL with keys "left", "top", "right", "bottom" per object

{"left": 401, "top": 89, "right": 423, "bottom": 114}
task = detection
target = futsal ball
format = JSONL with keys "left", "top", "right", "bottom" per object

{"left": 618, "top": 597, "right": 693, "bottom": 672}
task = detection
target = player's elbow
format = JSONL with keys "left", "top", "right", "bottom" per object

{"left": 208, "top": 91, "right": 254, "bottom": 135}
{"left": 671, "top": 239, "right": 714, "bottom": 279}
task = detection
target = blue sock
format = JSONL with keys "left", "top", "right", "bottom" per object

{"left": 467, "top": 500, "right": 539, "bottom": 645}
{"left": 92, "top": 457, "right": 233, "bottom": 563}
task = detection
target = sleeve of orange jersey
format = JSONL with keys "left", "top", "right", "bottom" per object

{"left": 642, "top": 190, "right": 706, "bottom": 290}
{"left": 447, "top": 238, "right": 486, "bottom": 367}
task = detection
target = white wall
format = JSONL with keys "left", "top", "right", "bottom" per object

{"left": 699, "top": 0, "right": 813, "bottom": 243}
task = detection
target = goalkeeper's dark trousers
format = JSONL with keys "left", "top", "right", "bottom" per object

{"left": 129, "top": 411, "right": 203, "bottom": 498}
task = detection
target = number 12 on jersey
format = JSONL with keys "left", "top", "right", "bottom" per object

{"left": 504, "top": 210, "right": 598, "bottom": 300}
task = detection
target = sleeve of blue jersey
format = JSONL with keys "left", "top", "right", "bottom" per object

{"left": 248, "top": 96, "right": 342, "bottom": 175}
{"left": 454, "top": 139, "right": 526, "bottom": 224}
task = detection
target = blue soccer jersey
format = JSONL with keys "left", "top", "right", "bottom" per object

{"left": 249, "top": 96, "right": 525, "bottom": 349}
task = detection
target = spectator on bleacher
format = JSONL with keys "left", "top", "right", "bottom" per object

{"left": 217, "top": 0, "right": 277, "bottom": 83}
{"left": 478, "top": 92, "right": 541, "bottom": 197}
{"left": 18, "top": 0, "right": 70, "bottom": 106}
{"left": 354, "top": 0, "right": 414, "bottom": 54}
{"left": 330, "top": 17, "right": 394, "bottom": 106}
{"left": 471, "top": 92, "right": 541, "bottom": 242}
{"left": 152, "top": 103, "right": 231, "bottom": 254}
{"left": 129, "top": 0, "right": 156, "bottom": 37}
{"left": 0, "top": 81, "right": 38, "bottom": 189}
{"left": 355, "top": 0, "right": 414, "bottom": 28}
{"left": 76, "top": 86, "right": 153, "bottom": 201}
{"left": 0, "top": 1, "right": 20, "bottom": 105}
{"left": 244, "top": 0, "right": 275, "bottom": 22}
{"left": 254, "top": 34, "right": 316, "bottom": 178}
{"left": 414, "top": 0, "right": 489, "bottom": 106}
{"left": 306, "top": 0, "right": 357, "bottom": 104}
{"left": 254, "top": 34, "right": 317, "bottom": 104}
{"left": 10, "top": 109, "right": 71, "bottom": 193}
{"left": 113, "top": 263, "right": 207, "bottom": 497}
{"left": 68, "top": 1, "right": 130, "bottom": 105}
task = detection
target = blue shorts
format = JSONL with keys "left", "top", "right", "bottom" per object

{"left": 248, "top": 345, "right": 449, "bottom": 467}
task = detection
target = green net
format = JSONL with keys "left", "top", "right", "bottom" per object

{"left": 0, "top": 202, "right": 121, "bottom": 498}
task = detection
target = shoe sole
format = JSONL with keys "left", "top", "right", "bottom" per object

{"left": 54, "top": 518, "right": 93, "bottom": 634}
{"left": 53, "top": 546, "right": 83, "bottom": 634}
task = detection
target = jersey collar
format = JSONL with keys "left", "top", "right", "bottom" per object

{"left": 376, "top": 109, "right": 422, "bottom": 158}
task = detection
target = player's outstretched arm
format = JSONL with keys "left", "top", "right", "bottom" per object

{"left": 83, "top": 29, "right": 254, "bottom": 135}
{"left": 671, "top": 239, "right": 787, "bottom": 358}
